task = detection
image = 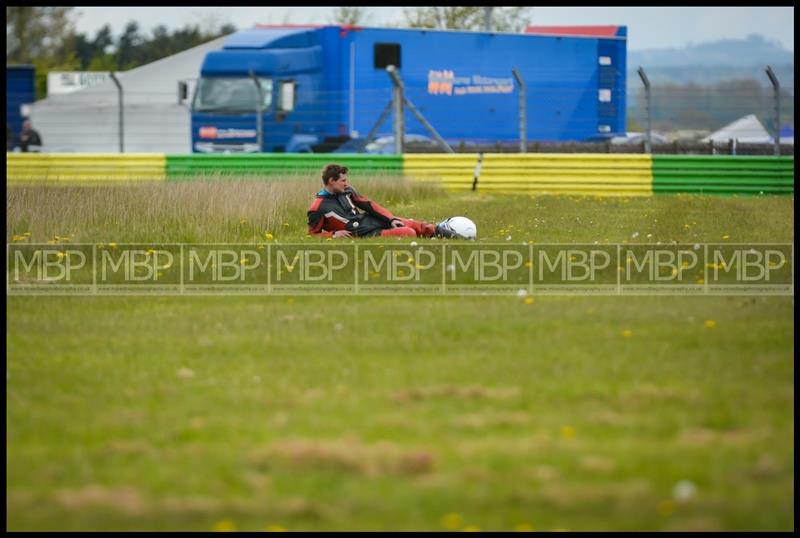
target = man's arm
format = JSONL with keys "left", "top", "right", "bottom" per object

{"left": 347, "top": 187, "right": 397, "bottom": 225}
{"left": 307, "top": 209, "right": 334, "bottom": 238}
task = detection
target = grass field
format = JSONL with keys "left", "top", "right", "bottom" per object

{"left": 7, "top": 178, "right": 795, "bottom": 531}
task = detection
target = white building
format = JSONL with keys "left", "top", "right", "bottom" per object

{"left": 30, "top": 35, "right": 228, "bottom": 153}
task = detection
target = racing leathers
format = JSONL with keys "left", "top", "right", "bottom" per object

{"left": 307, "top": 186, "right": 435, "bottom": 238}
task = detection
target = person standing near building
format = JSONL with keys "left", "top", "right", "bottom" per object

{"left": 18, "top": 120, "right": 42, "bottom": 152}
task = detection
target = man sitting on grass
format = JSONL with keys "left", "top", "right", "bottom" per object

{"left": 307, "top": 163, "right": 454, "bottom": 239}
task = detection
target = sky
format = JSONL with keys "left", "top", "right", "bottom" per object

{"left": 73, "top": 6, "right": 794, "bottom": 52}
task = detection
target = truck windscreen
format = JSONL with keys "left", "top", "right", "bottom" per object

{"left": 193, "top": 77, "right": 273, "bottom": 113}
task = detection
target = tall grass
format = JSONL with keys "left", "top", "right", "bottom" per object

{"left": 6, "top": 173, "right": 444, "bottom": 243}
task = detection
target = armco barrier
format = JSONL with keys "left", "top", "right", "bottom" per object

{"left": 405, "top": 153, "right": 654, "bottom": 196}
{"left": 652, "top": 155, "right": 794, "bottom": 195}
{"left": 166, "top": 154, "right": 402, "bottom": 180}
{"left": 7, "top": 153, "right": 166, "bottom": 183}
{"left": 6, "top": 153, "right": 794, "bottom": 196}
{"left": 478, "top": 154, "right": 653, "bottom": 196}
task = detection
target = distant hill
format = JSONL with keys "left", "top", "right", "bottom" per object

{"left": 628, "top": 34, "right": 794, "bottom": 87}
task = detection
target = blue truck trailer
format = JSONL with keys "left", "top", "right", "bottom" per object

{"left": 6, "top": 65, "right": 36, "bottom": 148}
{"left": 188, "top": 24, "right": 626, "bottom": 153}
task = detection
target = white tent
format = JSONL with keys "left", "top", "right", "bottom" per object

{"left": 701, "top": 114, "right": 774, "bottom": 144}
{"left": 30, "top": 35, "right": 228, "bottom": 153}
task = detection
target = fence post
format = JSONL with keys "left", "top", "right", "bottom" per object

{"left": 386, "top": 65, "right": 404, "bottom": 154}
{"left": 109, "top": 72, "right": 124, "bottom": 153}
{"left": 249, "top": 70, "right": 264, "bottom": 152}
{"left": 765, "top": 65, "right": 781, "bottom": 156}
{"left": 512, "top": 68, "right": 526, "bottom": 153}
{"left": 636, "top": 66, "right": 652, "bottom": 154}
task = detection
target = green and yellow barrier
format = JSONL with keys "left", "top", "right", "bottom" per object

{"left": 7, "top": 153, "right": 165, "bottom": 183}
{"left": 652, "top": 155, "right": 794, "bottom": 195}
{"left": 165, "top": 154, "right": 402, "bottom": 180}
{"left": 6, "top": 152, "right": 794, "bottom": 196}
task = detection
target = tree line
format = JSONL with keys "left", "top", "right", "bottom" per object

{"left": 6, "top": 7, "right": 236, "bottom": 98}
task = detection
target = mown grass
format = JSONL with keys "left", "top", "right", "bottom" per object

{"left": 6, "top": 178, "right": 795, "bottom": 531}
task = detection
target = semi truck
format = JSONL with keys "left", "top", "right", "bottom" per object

{"left": 186, "top": 24, "right": 627, "bottom": 153}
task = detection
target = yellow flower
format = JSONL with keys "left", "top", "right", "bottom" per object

{"left": 212, "top": 519, "right": 236, "bottom": 532}
{"left": 722, "top": 235, "right": 730, "bottom": 240}
{"left": 622, "top": 329, "right": 633, "bottom": 338}
{"left": 524, "top": 297, "right": 534, "bottom": 305}
{"left": 283, "top": 223, "right": 290, "bottom": 227}
{"left": 109, "top": 242, "right": 118, "bottom": 249}
{"left": 514, "top": 523, "right": 535, "bottom": 532}
{"left": 704, "top": 319, "right": 716, "bottom": 329}
{"left": 696, "top": 278, "right": 704, "bottom": 285}
{"left": 240, "top": 257, "right": 249, "bottom": 265}
{"left": 561, "top": 425, "right": 576, "bottom": 439}
{"left": 265, "top": 232, "right": 274, "bottom": 240}
{"left": 11, "top": 234, "right": 27, "bottom": 241}
{"left": 56, "top": 251, "right": 66, "bottom": 258}
{"left": 441, "top": 513, "right": 464, "bottom": 530}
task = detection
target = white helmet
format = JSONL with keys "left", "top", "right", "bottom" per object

{"left": 436, "top": 216, "right": 477, "bottom": 239}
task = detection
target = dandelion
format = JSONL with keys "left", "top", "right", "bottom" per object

{"left": 524, "top": 297, "right": 534, "bottom": 305}
{"left": 696, "top": 278, "right": 704, "bottom": 285}
{"left": 657, "top": 500, "right": 674, "bottom": 516}
{"left": 57, "top": 251, "right": 66, "bottom": 258}
{"left": 561, "top": 425, "right": 575, "bottom": 439}
{"left": 11, "top": 235, "right": 27, "bottom": 241}
{"left": 622, "top": 329, "right": 633, "bottom": 338}
{"left": 514, "top": 523, "right": 535, "bottom": 532}
{"left": 212, "top": 519, "right": 236, "bottom": 532}
{"left": 704, "top": 320, "right": 716, "bottom": 329}
{"left": 722, "top": 235, "right": 730, "bottom": 240}
{"left": 441, "top": 513, "right": 464, "bottom": 530}
{"left": 265, "top": 232, "right": 274, "bottom": 240}
{"left": 240, "top": 257, "right": 250, "bottom": 265}
{"left": 109, "top": 242, "right": 118, "bottom": 249}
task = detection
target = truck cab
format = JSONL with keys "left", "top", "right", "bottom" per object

{"left": 189, "top": 27, "right": 323, "bottom": 153}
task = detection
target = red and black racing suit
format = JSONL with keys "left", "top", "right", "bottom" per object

{"left": 307, "top": 186, "right": 435, "bottom": 238}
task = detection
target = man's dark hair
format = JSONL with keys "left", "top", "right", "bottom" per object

{"left": 322, "top": 164, "right": 349, "bottom": 185}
